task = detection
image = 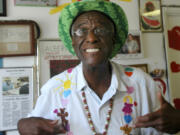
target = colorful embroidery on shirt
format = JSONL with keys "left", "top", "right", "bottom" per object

{"left": 54, "top": 69, "right": 75, "bottom": 98}
{"left": 120, "top": 125, "right": 132, "bottom": 135}
{"left": 126, "top": 86, "right": 134, "bottom": 94}
{"left": 123, "top": 95, "right": 133, "bottom": 104}
{"left": 53, "top": 68, "right": 75, "bottom": 134}
{"left": 67, "top": 68, "right": 73, "bottom": 73}
{"left": 61, "top": 98, "right": 69, "bottom": 107}
{"left": 124, "top": 67, "right": 134, "bottom": 77}
{"left": 122, "top": 97, "right": 133, "bottom": 124}
{"left": 121, "top": 85, "right": 135, "bottom": 134}
{"left": 53, "top": 108, "right": 74, "bottom": 135}
{"left": 134, "top": 101, "right": 138, "bottom": 107}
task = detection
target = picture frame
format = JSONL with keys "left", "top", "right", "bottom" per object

{"left": 129, "top": 64, "right": 148, "bottom": 73}
{"left": 14, "top": 0, "right": 57, "bottom": 7}
{"left": 113, "top": 30, "right": 143, "bottom": 59}
{"left": 0, "top": 67, "right": 35, "bottom": 131}
{"left": 139, "top": 0, "right": 163, "bottom": 32}
{"left": 0, "top": 21, "right": 36, "bottom": 57}
{"left": 0, "top": 0, "right": 6, "bottom": 16}
{"left": 37, "top": 39, "right": 78, "bottom": 90}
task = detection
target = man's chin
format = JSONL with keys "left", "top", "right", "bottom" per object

{"left": 82, "top": 60, "right": 109, "bottom": 68}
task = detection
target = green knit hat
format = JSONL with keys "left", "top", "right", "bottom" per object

{"left": 58, "top": 0, "right": 128, "bottom": 58}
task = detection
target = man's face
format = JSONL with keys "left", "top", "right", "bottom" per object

{"left": 71, "top": 11, "right": 115, "bottom": 67}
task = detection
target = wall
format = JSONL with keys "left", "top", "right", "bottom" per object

{"left": 0, "top": 0, "right": 179, "bottom": 134}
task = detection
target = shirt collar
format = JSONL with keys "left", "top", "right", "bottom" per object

{"left": 111, "top": 61, "right": 127, "bottom": 92}
{"left": 76, "top": 61, "right": 127, "bottom": 92}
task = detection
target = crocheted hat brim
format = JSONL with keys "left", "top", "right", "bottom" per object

{"left": 59, "top": 0, "right": 128, "bottom": 58}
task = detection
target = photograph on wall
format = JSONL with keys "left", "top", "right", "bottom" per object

{"left": 113, "top": 30, "right": 143, "bottom": 59}
{"left": 139, "top": 0, "right": 162, "bottom": 32}
{"left": 38, "top": 39, "right": 78, "bottom": 89}
{"left": 2, "top": 76, "right": 29, "bottom": 95}
{"left": 0, "top": 67, "right": 34, "bottom": 131}
{"left": 14, "top": 0, "right": 57, "bottom": 7}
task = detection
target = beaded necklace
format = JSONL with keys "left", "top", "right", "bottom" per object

{"left": 81, "top": 91, "right": 114, "bottom": 135}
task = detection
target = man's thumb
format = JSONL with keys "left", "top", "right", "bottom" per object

{"left": 157, "top": 91, "right": 166, "bottom": 106}
{"left": 49, "top": 120, "right": 58, "bottom": 125}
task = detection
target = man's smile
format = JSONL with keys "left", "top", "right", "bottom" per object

{"left": 84, "top": 48, "right": 100, "bottom": 53}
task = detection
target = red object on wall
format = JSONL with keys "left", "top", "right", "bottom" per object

{"left": 154, "top": 78, "right": 166, "bottom": 95}
{"left": 173, "top": 98, "right": 180, "bottom": 109}
{"left": 168, "top": 26, "right": 180, "bottom": 51}
{"left": 171, "top": 61, "right": 180, "bottom": 73}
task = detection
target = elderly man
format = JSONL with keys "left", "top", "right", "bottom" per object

{"left": 18, "top": 0, "right": 179, "bottom": 135}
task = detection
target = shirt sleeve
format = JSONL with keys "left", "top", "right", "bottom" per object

{"left": 27, "top": 78, "right": 62, "bottom": 120}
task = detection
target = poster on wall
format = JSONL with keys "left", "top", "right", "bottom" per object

{"left": 0, "top": 67, "right": 34, "bottom": 131}
{"left": 38, "top": 39, "right": 78, "bottom": 90}
{"left": 113, "top": 30, "right": 143, "bottom": 59}
{"left": 139, "top": 0, "right": 162, "bottom": 32}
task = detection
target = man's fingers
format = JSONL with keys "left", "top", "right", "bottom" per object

{"left": 134, "top": 111, "right": 161, "bottom": 128}
{"left": 53, "top": 124, "right": 66, "bottom": 134}
{"left": 136, "top": 111, "right": 159, "bottom": 123}
{"left": 40, "top": 119, "right": 66, "bottom": 134}
{"left": 39, "top": 121, "right": 56, "bottom": 133}
{"left": 48, "top": 120, "right": 58, "bottom": 125}
{"left": 135, "top": 117, "right": 165, "bottom": 128}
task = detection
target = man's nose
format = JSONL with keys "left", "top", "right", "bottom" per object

{"left": 86, "top": 30, "right": 99, "bottom": 43}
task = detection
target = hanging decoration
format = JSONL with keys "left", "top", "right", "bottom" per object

{"left": 173, "top": 98, "right": 180, "bottom": 109}
{"left": 168, "top": 26, "right": 180, "bottom": 51}
{"left": 150, "top": 69, "right": 164, "bottom": 78}
{"left": 170, "top": 61, "right": 180, "bottom": 73}
{"left": 150, "top": 69, "right": 166, "bottom": 95}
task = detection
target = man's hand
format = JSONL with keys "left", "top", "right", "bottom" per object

{"left": 18, "top": 117, "right": 66, "bottom": 135}
{"left": 134, "top": 92, "right": 180, "bottom": 134}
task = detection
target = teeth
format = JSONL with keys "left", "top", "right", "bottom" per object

{"left": 85, "top": 48, "right": 99, "bottom": 53}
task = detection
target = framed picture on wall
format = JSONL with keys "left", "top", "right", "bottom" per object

{"left": 113, "top": 30, "right": 143, "bottom": 59}
{"left": 14, "top": 0, "right": 57, "bottom": 7}
{"left": 0, "top": 0, "right": 6, "bottom": 16}
{"left": 37, "top": 39, "right": 78, "bottom": 90}
{"left": 129, "top": 64, "right": 148, "bottom": 73}
{"left": 0, "top": 21, "right": 36, "bottom": 57}
{"left": 139, "top": 0, "right": 163, "bottom": 32}
{"left": 0, "top": 67, "right": 35, "bottom": 131}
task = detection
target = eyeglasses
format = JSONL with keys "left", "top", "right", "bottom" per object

{"left": 71, "top": 27, "right": 113, "bottom": 37}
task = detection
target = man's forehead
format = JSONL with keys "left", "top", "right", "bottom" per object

{"left": 73, "top": 11, "right": 114, "bottom": 27}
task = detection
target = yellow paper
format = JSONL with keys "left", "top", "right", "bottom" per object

{"left": 49, "top": 3, "right": 70, "bottom": 14}
{"left": 119, "top": 0, "right": 132, "bottom": 2}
